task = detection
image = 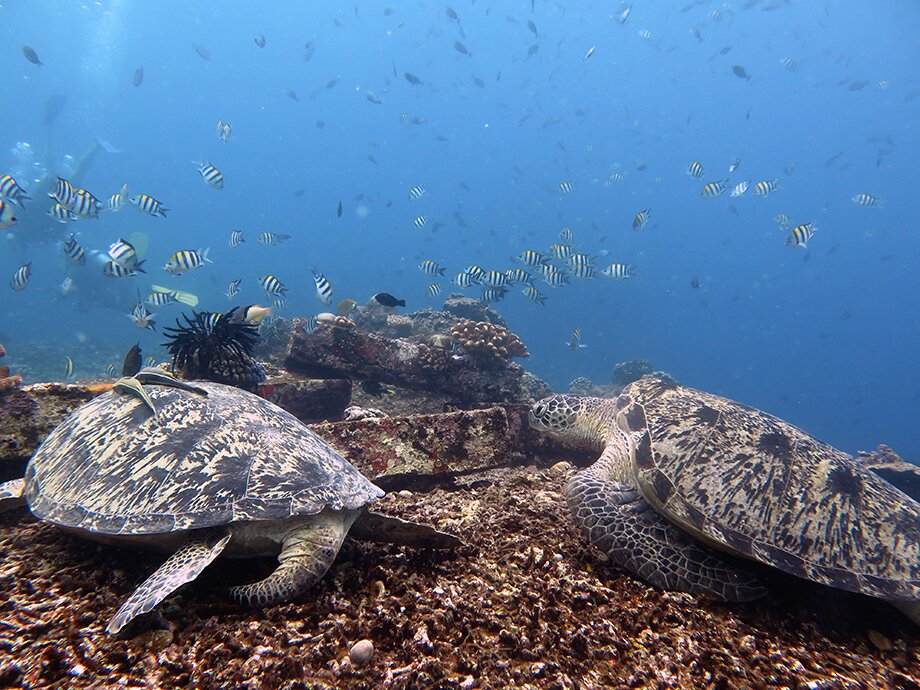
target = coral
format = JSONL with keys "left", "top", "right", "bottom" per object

{"left": 612, "top": 358, "right": 654, "bottom": 386}
{"left": 443, "top": 295, "right": 507, "bottom": 326}
{"left": 450, "top": 320, "right": 528, "bottom": 366}
{"left": 0, "top": 344, "right": 23, "bottom": 393}
{"left": 162, "top": 309, "right": 266, "bottom": 391}
{"left": 569, "top": 376, "right": 594, "bottom": 395}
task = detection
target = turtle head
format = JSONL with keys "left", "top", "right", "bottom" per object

{"left": 529, "top": 395, "right": 611, "bottom": 449}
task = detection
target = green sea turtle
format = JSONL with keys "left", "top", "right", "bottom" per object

{"left": 0, "top": 380, "right": 458, "bottom": 634}
{"left": 529, "top": 376, "right": 920, "bottom": 623}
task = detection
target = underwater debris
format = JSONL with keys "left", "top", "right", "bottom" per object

{"left": 162, "top": 309, "right": 265, "bottom": 391}
{"left": 450, "top": 320, "right": 529, "bottom": 366}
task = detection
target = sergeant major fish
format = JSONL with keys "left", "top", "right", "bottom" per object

{"left": 729, "top": 180, "right": 749, "bottom": 198}
{"left": 311, "top": 269, "right": 333, "bottom": 304}
{"left": 786, "top": 222, "right": 816, "bottom": 248}
{"left": 9, "top": 263, "right": 31, "bottom": 291}
{"left": 131, "top": 194, "right": 169, "bottom": 217}
{"left": 193, "top": 161, "right": 224, "bottom": 190}
{"left": 164, "top": 248, "right": 211, "bottom": 275}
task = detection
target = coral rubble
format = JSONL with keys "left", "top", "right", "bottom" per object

{"left": 0, "top": 344, "right": 23, "bottom": 394}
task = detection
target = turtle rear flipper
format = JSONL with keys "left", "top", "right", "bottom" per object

{"left": 352, "top": 511, "right": 462, "bottom": 548}
{"left": 107, "top": 531, "right": 231, "bottom": 634}
{"left": 0, "top": 478, "right": 25, "bottom": 512}
{"left": 229, "top": 511, "right": 351, "bottom": 607}
{"left": 566, "top": 471, "right": 765, "bottom": 602}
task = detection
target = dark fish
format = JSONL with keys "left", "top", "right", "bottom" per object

{"left": 372, "top": 292, "right": 406, "bottom": 308}
{"left": 192, "top": 43, "right": 211, "bottom": 61}
{"left": 334, "top": 18, "right": 344, "bottom": 28}
{"left": 720, "top": 46, "right": 733, "bottom": 55}
{"left": 367, "top": 154, "right": 378, "bottom": 165}
{"left": 132, "top": 66, "right": 144, "bottom": 87}
{"left": 691, "top": 276, "right": 700, "bottom": 289}
{"left": 337, "top": 200, "right": 343, "bottom": 217}
{"left": 293, "top": 189, "right": 306, "bottom": 197}
{"left": 325, "top": 77, "right": 340, "bottom": 89}
{"left": 824, "top": 152, "right": 843, "bottom": 168}
{"left": 446, "top": 6, "right": 459, "bottom": 21}
{"left": 255, "top": 34, "right": 266, "bottom": 48}
{"left": 366, "top": 90, "right": 382, "bottom": 104}
{"left": 731, "top": 65, "right": 751, "bottom": 81}
{"left": 527, "top": 44, "right": 540, "bottom": 58}
{"left": 454, "top": 41, "right": 472, "bottom": 56}
{"left": 22, "top": 45, "right": 42, "bottom": 67}
{"left": 303, "top": 42, "right": 316, "bottom": 62}
{"left": 404, "top": 72, "right": 422, "bottom": 85}
{"left": 472, "top": 76, "right": 485, "bottom": 88}
{"left": 122, "top": 343, "right": 142, "bottom": 377}
{"left": 284, "top": 88, "right": 299, "bottom": 101}
{"left": 527, "top": 19, "right": 538, "bottom": 36}
{"left": 316, "top": 120, "right": 325, "bottom": 129}
{"left": 848, "top": 80, "right": 868, "bottom": 91}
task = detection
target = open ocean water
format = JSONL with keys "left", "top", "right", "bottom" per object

{"left": 0, "top": 1, "right": 917, "bottom": 457}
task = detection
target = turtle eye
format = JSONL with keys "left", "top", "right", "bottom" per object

{"left": 532, "top": 403, "right": 546, "bottom": 420}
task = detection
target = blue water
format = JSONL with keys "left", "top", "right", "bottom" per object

{"left": 1, "top": 1, "right": 917, "bottom": 457}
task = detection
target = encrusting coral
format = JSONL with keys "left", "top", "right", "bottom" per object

{"left": 0, "top": 344, "right": 23, "bottom": 393}
{"left": 450, "top": 320, "right": 528, "bottom": 365}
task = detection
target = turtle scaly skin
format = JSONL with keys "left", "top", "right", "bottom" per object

{"left": 531, "top": 377, "right": 920, "bottom": 622}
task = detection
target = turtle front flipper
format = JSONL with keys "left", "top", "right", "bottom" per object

{"left": 106, "top": 531, "right": 231, "bottom": 634}
{"left": 0, "top": 478, "right": 25, "bottom": 512}
{"left": 566, "top": 470, "right": 766, "bottom": 602}
{"left": 229, "top": 511, "right": 352, "bottom": 607}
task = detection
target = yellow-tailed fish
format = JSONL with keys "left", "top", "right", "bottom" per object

{"left": 151, "top": 284, "right": 198, "bottom": 307}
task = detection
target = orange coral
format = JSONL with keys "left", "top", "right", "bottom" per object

{"left": 449, "top": 321, "right": 529, "bottom": 365}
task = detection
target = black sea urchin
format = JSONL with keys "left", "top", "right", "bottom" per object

{"left": 162, "top": 308, "right": 265, "bottom": 390}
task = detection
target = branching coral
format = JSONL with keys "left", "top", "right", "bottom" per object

{"left": 450, "top": 320, "right": 528, "bottom": 365}
{"left": 0, "top": 344, "right": 23, "bottom": 393}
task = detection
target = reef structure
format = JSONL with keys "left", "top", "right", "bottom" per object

{"left": 0, "top": 344, "right": 22, "bottom": 394}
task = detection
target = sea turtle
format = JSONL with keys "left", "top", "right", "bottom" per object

{"left": 0, "top": 379, "right": 458, "bottom": 634}
{"left": 529, "top": 376, "right": 920, "bottom": 624}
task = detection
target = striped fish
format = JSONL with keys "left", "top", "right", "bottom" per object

{"left": 164, "top": 248, "right": 211, "bottom": 275}
{"left": 602, "top": 263, "right": 635, "bottom": 279}
{"left": 47, "top": 202, "right": 75, "bottom": 224}
{"left": 311, "top": 269, "right": 333, "bottom": 304}
{"left": 851, "top": 193, "right": 882, "bottom": 208}
{"left": 522, "top": 285, "right": 547, "bottom": 305}
{"left": 131, "top": 193, "right": 169, "bottom": 217}
{"left": 729, "top": 180, "right": 749, "bottom": 198}
{"left": 632, "top": 208, "right": 651, "bottom": 231}
{"left": 558, "top": 181, "right": 576, "bottom": 194}
{"left": 51, "top": 177, "right": 76, "bottom": 209}
{"left": 419, "top": 260, "right": 445, "bottom": 276}
{"left": 0, "top": 198, "right": 19, "bottom": 229}
{"left": 774, "top": 213, "right": 791, "bottom": 229}
{"left": 517, "top": 250, "right": 547, "bottom": 267}
{"left": 229, "top": 229, "right": 245, "bottom": 248}
{"left": 108, "top": 238, "right": 141, "bottom": 270}
{"left": 64, "top": 356, "right": 74, "bottom": 378}
{"left": 569, "top": 263, "right": 596, "bottom": 280}
{"left": 408, "top": 184, "right": 426, "bottom": 200}
{"left": 481, "top": 286, "right": 507, "bottom": 303}
{"left": 145, "top": 356, "right": 158, "bottom": 368}
{"left": 559, "top": 227, "right": 574, "bottom": 245}
{"left": 303, "top": 315, "right": 318, "bottom": 333}
{"left": 568, "top": 327, "right": 587, "bottom": 350}
{"left": 102, "top": 260, "right": 139, "bottom": 278}
{"left": 147, "top": 291, "right": 177, "bottom": 307}
{"left": 106, "top": 183, "right": 129, "bottom": 212}
{"left": 272, "top": 298, "right": 286, "bottom": 310}
{"left": 63, "top": 234, "right": 86, "bottom": 265}
{"left": 700, "top": 179, "right": 728, "bottom": 199}
{"left": 686, "top": 161, "right": 704, "bottom": 179}
{"left": 504, "top": 268, "right": 534, "bottom": 285}
{"left": 105, "top": 363, "right": 117, "bottom": 377}
{"left": 539, "top": 263, "right": 569, "bottom": 287}
{"left": 260, "top": 274, "right": 288, "bottom": 296}
{"left": 550, "top": 243, "right": 573, "bottom": 262}
{"left": 70, "top": 189, "right": 102, "bottom": 219}
{"left": 226, "top": 278, "right": 242, "bottom": 299}
{"left": 481, "top": 270, "right": 509, "bottom": 288}
{"left": 0, "top": 174, "right": 30, "bottom": 205}
{"left": 426, "top": 283, "right": 442, "bottom": 298}
{"left": 752, "top": 180, "right": 780, "bottom": 197}
{"left": 453, "top": 271, "right": 477, "bottom": 288}
{"left": 257, "top": 231, "right": 291, "bottom": 246}
{"left": 786, "top": 222, "right": 816, "bottom": 248}
{"left": 9, "top": 262, "right": 31, "bottom": 291}
{"left": 194, "top": 161, "right": 224, "bottom": 190}
{"left": 412, "top": 215, "right": 430, "bottom": 229}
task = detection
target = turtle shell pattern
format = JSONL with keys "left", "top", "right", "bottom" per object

{"left": 619, "top": 377, "right": 920, "bottom": 601}
{"left": 25, "top": 381, "right": 383, "bottom": 536}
